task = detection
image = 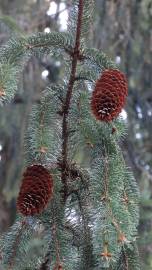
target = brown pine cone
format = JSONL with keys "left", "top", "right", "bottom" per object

{"left": 17, "top": 165, "right": 53, "bottom": 216}
{"left": 91, "top": 69, "right": 128, "bottom": 122}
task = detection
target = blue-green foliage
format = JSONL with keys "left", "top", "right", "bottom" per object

{"left": 0, "top": 216, "right": 50, "bottom": 270}
{"left": 0, "top": 0, "right": 140, "bottom": 269}
{"left": 0, "top": 62, "right": 19, "bottom": 105}
{"left": 25, "top": 87, "right": 63, "bottom": 165}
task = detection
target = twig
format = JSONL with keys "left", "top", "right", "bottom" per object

{"left": 60, "top": 0, "right": 84, "bottom": 202}
{"left": 8, "top": 220, "right": 27, "bottom": 270}
{"left": 52, "top": 223, "right": 63, "bottom": 269}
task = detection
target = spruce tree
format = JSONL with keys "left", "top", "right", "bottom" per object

{"left": 0, "top": 1, "right": 140, "bottom": 269}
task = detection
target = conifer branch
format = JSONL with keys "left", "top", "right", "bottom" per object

{"left": 8, "top": 220, "right": 27, "bottom": 270}
{"left": 0, "top": 0, "right": 140, "bottom": 268}
{"left": 38, "top": 104, "right": 48, "bottom": 163}
{"left": 52, "top": 224, "right": 62, "bottom": 267}
{"left": 101, "top": 154, "right": 129, "bottom": 256}
{"left": 60, "top": 0, "right": 84, "bottom": 202}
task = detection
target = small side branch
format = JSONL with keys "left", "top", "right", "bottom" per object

{"left": 8, "top": 220, "right": 27, "bottom": 270}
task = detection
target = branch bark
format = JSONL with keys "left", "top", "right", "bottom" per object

{"left": 60, "top": 0, "right": 84, "bottom": 201}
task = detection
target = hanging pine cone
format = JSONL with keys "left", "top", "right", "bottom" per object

{"left": 17, "top": 165, "right": 53, "bottom": 216}
{"left": 91, "top": 69, "right": 128, "bottom": 122}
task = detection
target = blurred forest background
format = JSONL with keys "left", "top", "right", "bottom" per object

{"left": 0, "top": 0, "right": 151, "bottom": 269}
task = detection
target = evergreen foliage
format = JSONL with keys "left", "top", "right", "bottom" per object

{"left": 0, "top": 0, "right": 140, "bottom": 269}
{"left": 0, "top": 15, "right": 23, "bottom": 34}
